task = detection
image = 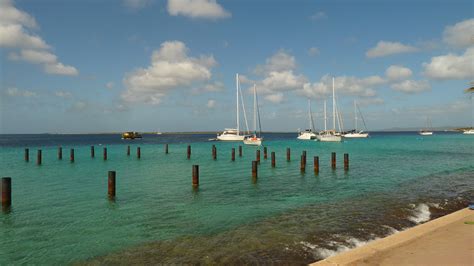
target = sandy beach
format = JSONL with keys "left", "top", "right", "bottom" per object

{"left": 312, "top": 208, "right": 474, "bottom": 266}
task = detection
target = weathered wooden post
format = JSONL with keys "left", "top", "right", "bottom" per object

{"left": 91, "top": 146, "right": 95, "bottom": 158}
{"left": 70, "top": 149, "right": 75, "bottom": 163}
{"left": 314, "top": 156, "right": 319, "bottom": 174}
{"left": 231, "top": 148, "right": 235, "bottom": 161}
{"left": 137, "top": 147, "right": 141, "bottom": 159}
{"left": 256, "top": 150, "right": 261, "bottom": 164}
{"left": 58, "top": 147, "right": 62, "bottom": 160}
{"left": 300, "top": 155, "right": 306, "bottom": 172}
{"left": 252, "top": 161, "right": 258, "bottom": 179}
{"left": 187, "top": 145, "right": 191, "bottom": 159}
{"left": 1, "top": 177, "right": 12, "bottom": 210}
{"left": 192, "top": 165, "right": 199, "bottom": 188}
{"left": 264, "top": 147, "right": 268, "bottom": 159}
{"left": 271, "top": 152, "right": 276, "bottom": 168}
{"left": 108, "top": 171, "right": 116, "bottom": 199}
{"left": 212, "top": 145, "right": 217, "bottom": 160}
{"left": 37, "top": 149, "right": 42, "bottom": 165}
{"left": 239, "top": 145, "right": 242, "bottom": 157}
{"left": 165, "top": 144, "right": 169, "bottom": 154}
{"left": 24, "top": 148, "right": 29, "bottom": 162}
{"left": 103, "top": 147, "right": 107, "bottom": 161}
{"left": 286, "top": 148, "right": 291, "bottom": 161}
{"left": 344, "top": 153, "right": 349, "bottom": 171}
{"left": 127, "top": 145, "right": 130, "bottom": 156}
{"left": 331, "top": 152, "right": 336, "bottom": 169}
{"left": 302, "top": 150, "right": 307, "bottom": 164}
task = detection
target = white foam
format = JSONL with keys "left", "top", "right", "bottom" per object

{"left": 301, "top": 237, "right": 377, "bottom": 259}
{"left": 408, "top": 203, "right": 431, "bottom": 224}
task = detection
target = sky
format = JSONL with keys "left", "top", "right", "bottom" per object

{"left": 0, "top": 0, "right": 473, "bottom": 133}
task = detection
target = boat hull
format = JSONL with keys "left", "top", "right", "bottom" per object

{"left": 297, "top": 132, "right": 317, "bottom": 140}
{"left": 243, "top": 138, "right": 262, "bottom": 146}
{"left": 419, "top": 132, "right": 433, "bottom": 136}
{"left": 344, "top": 133, "right": 369, "bottom": 138}
{"left": 463, "top": 129, "right": 474, "bottom": 135}
{"left": 217, "top": 134, "right": 246, "bottom": 141}
{"left": 317, "top": 135, "right": 342, "bottom": 142}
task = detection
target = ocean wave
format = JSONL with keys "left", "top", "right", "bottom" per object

{"left": 300, "top": 236, "right": 380, "bottom": 260}
{"left": 408, "top": 203, "right": 431, "bottom": 224}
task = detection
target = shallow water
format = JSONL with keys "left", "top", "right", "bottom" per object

{"left": 0, "top": 132, "right": 473, "bottom": 264}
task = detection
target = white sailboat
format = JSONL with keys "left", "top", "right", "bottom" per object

{"left": 217, "top": 74, "right": 249, "bottom": 141}
{"left": 464, "top": 88, "right": 474, "bottom": 134}
{"left": 419, "top": 117, "right": 434, "bottom": 136}
{"left": 344, "top": 100, "right": 369, "bottom": 138}
{"left": 243, "top": 84, "right": 263, "bottom": 146}
{"left": 297, "top": 99, "right": 317, "bottom": 140}
{"left": 317, "top": 77, "right": 342, "bottom": 142}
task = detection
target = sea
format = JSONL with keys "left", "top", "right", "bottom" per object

{"left": 0, "top": 132, "right": 473, "bottom": 264}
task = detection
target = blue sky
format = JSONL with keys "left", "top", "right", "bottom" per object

{"left": 1, "top": 0, "right": 473, "bottom": 133}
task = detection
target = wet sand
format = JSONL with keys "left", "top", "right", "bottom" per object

{"left": 312, "top": 208, "right": 474, "bottom": 266}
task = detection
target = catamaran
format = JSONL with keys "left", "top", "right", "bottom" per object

{"left": 217, "top": 74, "right": 249, "bottom": 141}
{"left": 344, "top": 100, "right": 369, "bottom": 138}
{"left": 317, "top": 77, "right": 342, "bottom": 142}
{"left": 243, "top": 84, "right": 263, "bottom": 146}
{"left": 419, "top": 117, "right": 434, "bottom": 136}
{"left": 297, "top": 99, "right": 317, "bottom": 140}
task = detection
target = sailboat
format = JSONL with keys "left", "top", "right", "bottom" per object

{"left": 243, "top": 84, "right": 263, "bottom": 146}
{"left": 297, "top": 99, "right": 317, "bottom": 140}
{"left": 419, "top": 117, "right": 434, "bottom": 136}
{"left": 217, "top": 74, "right": 249, "bottom": 141}
{"left": 317, "top": 77, "right": 342, "bottom": 142}
{"left": 464, "top": 87, "right": 474, "bottom": 134}
{"left": 344, "top": 100, "right": 369, "bottom": 138}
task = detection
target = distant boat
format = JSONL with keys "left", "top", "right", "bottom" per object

{"left": 243, "top": 84, "right": 263, "bottom": 146}
{"left": 122, "top": 132, "right": 142, "bottom": 139}
{"left": 317, "top": 77, "right": 342, "bottom": 142}
{"left": 344, "top": 100, "right": 369, "bottom": 138}
{"left": 464, "top": 86, "right": 473, "bottom": 135}
{"left": 217, "top": 74, "right": 249, "bottom": 141}
{"left": 419, "top": 117, "right": 434, "bottom": 136}
{"left": 463, "top": 129, "right": 474, "bottom": 135}
{"left": 297, "top": 99, "right": 317, "bottom": 140}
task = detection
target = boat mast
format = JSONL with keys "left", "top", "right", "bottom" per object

{"left": 332, "top": 77, "right": 336, "bottom": 131}
{"left": 308, "top": 99, "right": 315, "bottom": 131}
{"left": 324, "top": 100, "right": 327, "bottom": 131}
{"left": 236, "top": 73, "right": 240, "bottom": 135}
{"left": 354, "top": 100, "right": 358, "bottom": 131}
{"left": 253, "top": 84, "right": 257, "bottom": 135}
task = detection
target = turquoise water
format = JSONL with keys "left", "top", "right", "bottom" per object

{"left": 0, "top": 133, "right": 473, "bottom": 264}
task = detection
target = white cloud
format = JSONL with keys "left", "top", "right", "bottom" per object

{"left": 443, "top": 18, "right": 474, "bottom": 48}
{"left": 106, "top": 82, "right": 114, "bottom": 89}
{"left": 391, "top": 80, "right": 430, "bottom": 94}
{"left": 358, "top": 97, "right": 385, "bottom": 106}
{"left": 366, "top": 41, "right": 418, "bottom": 58}
{"left": 255, "top": 50, "right": 297, "bottom": 75}
{"left": 123, "top": 0, "right": 151, "bottom": 10}
{"left": 55, "top": 91, "right": 72, "bottom": 98}
{"left": 310, "top": 11, "right": 327, "bottom": 20}
{"left": 423, "top": 47, "right": 474, "bottom": 80}
{"left": 300, "top": 75, "right": 384, "bottom": 99}
{"left": 264, "top": 93, "right": 284, "bottom": 103}
{"left": 385, "top": 65, "right": 413, "bottom": 81}
{"left": 122, "top": 40, "right": 217, "bottom": 104}
{"left": 308, "top": 47, "right": 320, "bottom": 56}
{"left": 0, "top": 0, "right": 78, "bottom": 76}
{"left": 206, "top": 99, "right": 216, "bottom": 108}
{"left": 5, "top": 87, "right": 36, "bottom": 97}
{"left": 167, "top": 0, "right": 231, "bottom": 19}
{"left": 192, "top": 81, "right": 225, "bottom": 94}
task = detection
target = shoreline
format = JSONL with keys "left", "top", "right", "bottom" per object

{"left": 311, "top": 207, "right": 474, "bottom": 265}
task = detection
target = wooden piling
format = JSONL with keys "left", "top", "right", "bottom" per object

{"left": 70, "top": 149, "right": 75, "bottom": 163}
{"left": 187, "top": 145, "right": 191, "bottom": 159}
{"left": 24, "top": 148, "right": 29, "bottom": 162}
{"left": 108, "top": 171, "right": 116, "bottom": 199}
{"left": 256, "top": 150, "right": 261, "bottom": 164}
{"left": 165, "top": 144, "right": 169, "bottom": 154}
{"left": 264, "top": 147, "right": 268, "bottom": 159}
{"left": 271, "top": 152, "right": 276, "bottom": 168}
{"left": 287, "top": 148, "right": 291, "bottom": 161}
{"left": 58, "top": 147, "right": 62, "bottom": 160}
{"left": 344, "top": 153, "right": 349, "bottom": 171}
{"left": 212, "top": 145, "right": 217, "bottom": 160}
{"left": 37, "top": 150, "right": 42, "bottom": 165}
{"left": 91, "top": 146, "right": 95, "bottom": 158}
{"left": 302, "top": 150, "right": 307, "bottom": 164}
{"left": 192, "top": 165, "right": 199, "bottom": 188}
{"left": 314, "top": 156, "right": 319, "bottom": 174}
{"left": 1, "top": 177, "right": 12, "bottom": 210}
{"left": 331, "top": 152, "right": 336, "bottom": 169}
{"left": 300, "top": 155, "right": 306, "bottom": 172}
{"left": 231, "top": 148, "right": 235, "bottom": 161}
{"left": 127, "top": 145, "right": 130, "bottom": 156}
{"left": 239, "top": 145, "right": 242, "bottom": 157}
{"left": 103, "top": 147, "right": 107, "bottom": 161}
{"left": 137, "top": 147, "right": 141, "bottom": 159}
{"left": 252, "top": 161, "right": 258, "bottom": 178}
